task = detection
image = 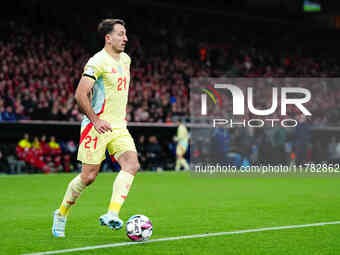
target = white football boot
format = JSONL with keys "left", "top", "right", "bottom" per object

{"left": 52, "top": 210, "right": 67, "bottom": 237}
{"left": 99, "top": 212, "right": 123, "bottom": 230}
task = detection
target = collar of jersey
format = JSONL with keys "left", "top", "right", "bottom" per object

{"left": 102, "top": 48, "right": 121, "bottom": 64}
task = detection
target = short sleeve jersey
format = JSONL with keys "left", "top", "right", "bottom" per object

{"left": 177, "top": 124, "right": 189, "bottom": 143}
{"left": 82, "top": 49, "right": 131, "bottom": 129}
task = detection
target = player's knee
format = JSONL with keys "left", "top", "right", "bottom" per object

{"left": 81, "top": 172, "right": 98, "bottom": 186}
{"left": 125, "top": 161, "right": 140, "bottom": 175}
{"left": 134, "top": 162, "right": 141, "bottom": 172}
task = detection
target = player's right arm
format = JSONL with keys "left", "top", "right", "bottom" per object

{"left": 75, "top": 76, "right": 112, "bottom": 134}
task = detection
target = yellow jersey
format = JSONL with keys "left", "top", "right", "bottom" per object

{"left": 82, "top": 48, "right": 131, "bottom": 129}
{"left": 18, "top": 139, "right": 31, "bottom": 149}
{"left": 48, "top": 141, "right": 60, "bottom": 149}
{"left": 176, "top": 124, "right": 189, "bottom": 143}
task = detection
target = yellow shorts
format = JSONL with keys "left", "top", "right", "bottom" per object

{"left": 77, "top": 125, "right": 136, "bottom": 165}
{"left": 176, "top": 141, "right": 188, "bottom": 157}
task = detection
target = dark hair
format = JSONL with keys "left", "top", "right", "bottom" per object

{"left": 97, "top": 18, "right": 126, "bottom": 39}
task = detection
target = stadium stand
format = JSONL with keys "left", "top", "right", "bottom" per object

{"left": 1, "top": 19, "right": 340, "bottom": 124}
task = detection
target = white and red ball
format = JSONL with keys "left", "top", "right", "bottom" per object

{"left": 126, "top": 215, "right": 153, "bottom": 241}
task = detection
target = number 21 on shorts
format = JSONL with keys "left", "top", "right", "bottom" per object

{"left": 84, "top": 135, "right": 98, "bottom": 150}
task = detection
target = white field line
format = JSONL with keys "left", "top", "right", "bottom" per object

{"left": 22, "top": 221, "right": 340, "bottom": 255}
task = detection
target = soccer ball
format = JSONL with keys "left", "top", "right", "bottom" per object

{"left": 126, "top": 214, "right": 153, "bottom": 241}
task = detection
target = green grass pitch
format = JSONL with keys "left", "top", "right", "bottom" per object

{"left": 1, "top": 171, "right": 340, "bottom": 255}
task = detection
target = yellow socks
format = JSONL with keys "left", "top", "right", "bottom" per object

{"left": 108, "top": 171, "right": 134, "bottom": 216}
{"left": 58, "top": 175, "right": 86, "bottom": 216}
{"left": 58, "top": 171, "right": 134, "bottom": 217}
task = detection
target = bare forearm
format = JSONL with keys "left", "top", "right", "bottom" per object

{"left": 75, "top": 92, "right": 98, "bottom": 123}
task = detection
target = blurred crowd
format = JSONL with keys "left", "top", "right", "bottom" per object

{"left": 192, "top": 117, "right": 340, "bottom": 169}
{"left": 0, "top": 23, "right": 86, "bottom": 122}
{"left": 1, "top": 14, "right": 340, "bottom": 125}
{"left": 0, "top": 133, "right": 79, "bottom": 174}
{"left": 0, "top": 132, "right": 177, "bottom": 174}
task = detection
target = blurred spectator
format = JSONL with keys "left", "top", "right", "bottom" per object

{"left": 212, "top": 128, "right": 231, "bottom": 164}
{"left": 65, "top": 140, "right": 77, "bottom": 154}
{"left": 32, "top": 136, "right": 41, "bottom": 149}
{"left": 18, "top": 133, "right": 31, "bottom": 149}
{"left": 0, "top": 107, "right": 5, "bottom": 121}
{"left": 2, "top": 106, "right": 16, "bottom": 121}
{"left": 15, "top": 105, "right": 26, "bottom": 120}
{"left": 136, "top": 135, "right": 147, "bottom": 170}
{"left": 226, "top": 129, "right": 244, "bottom": 168}
{"left": 249, "top": 144, "right": 259, "bottom": 164}
{"left": 272, "top": 126, "right": 287, "bottom": 165}
{"left": 40, "top": 134, "right": 50, "bottom": 155}
{"left": 293, "top": 115, "right": 312, "bottom": 166}
{"left": 145, "top": 136, "right": 162, "bottom": 170}
{"left": 63, "top": 140, "right": 77, "bottom": 172}
{"left": 328, "top": 136, "right": 337, "bottom": 160}
{"left": 62, "top": 154, "right": 73, "bottom": 172}
{"left": 48, "top": 136, "right": 62, "bottom": 155}
{"left": 328, "top": 136, "right": 340, "bottom": 163}
{"left": 6, "top": 153, "right": 25, "bottom": 174}
{"left": 45, "top": 156, "right": 57, "bottom": 172}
